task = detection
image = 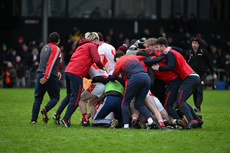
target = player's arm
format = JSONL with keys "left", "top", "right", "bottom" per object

{"left": 99, "top": 54, "right": 105, "bottom": 66}
{"left": 157, "top": 52, "right": 176, "bottom": 71}
{"left": 89, "top": 44, "right": 104, "bottom": 69}
{"left": 143, "top": 56, "right": 165, "bottom": 67}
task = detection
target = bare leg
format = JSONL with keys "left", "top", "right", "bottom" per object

{"left": 88, "top": 96, "right": 104, "bottom": 119}
{"left": 145, "top": 96, "right": 163, "bottom": 121}
{"left": 130, "top": 100, "right": 139, "bottom": 120}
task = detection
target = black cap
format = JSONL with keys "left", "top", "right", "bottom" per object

{"left": 191, "top": 37, "right": 201, "bottom": 45}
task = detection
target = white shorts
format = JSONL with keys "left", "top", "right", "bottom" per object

{"left": 86, "top": 83, "right": 105, "bottom": 98}
{"left": 146, "top": 90, "right": 164, "bottom": 112}
{"left": 153, "top": 96, "right": 164, "bottom": 112}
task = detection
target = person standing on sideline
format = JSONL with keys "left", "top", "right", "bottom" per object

{"left": 31, "top": 32, "right": 62, "bottom": 124}
{"left": 186, "top": 37, "right": 217, "bottom": 112}
{"left": 54, "top": 32, "right": 104, "bottom": 127}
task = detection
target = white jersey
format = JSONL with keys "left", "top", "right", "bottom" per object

{"left": 98, "top": 42, "right": 116, "bottom": 75}
{"left": 88, "top": 63, "right": 108, "bottom": 79}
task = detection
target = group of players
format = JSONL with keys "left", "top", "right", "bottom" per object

{"left": 31, "top": 31, "right": 204, "bottom": 130}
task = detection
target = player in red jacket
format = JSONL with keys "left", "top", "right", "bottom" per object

{"left": 152, "top": 37, "right": 203, "bottom": 129}
{"left": 54, "top": 32, "right": 104, "bottom": 127}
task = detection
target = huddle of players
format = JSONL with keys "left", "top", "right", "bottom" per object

{"left": 32, "top": 31, "right": 203, "bottom": 130}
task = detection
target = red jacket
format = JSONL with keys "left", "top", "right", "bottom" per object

{"left": 170, "top": 50, "right": 194, "bottom": 80}
{"left": 65, "top": 39, "right": 103, "bottom": 78}
{"left": 153, "top": 56, "right": 179, "bottom": 84}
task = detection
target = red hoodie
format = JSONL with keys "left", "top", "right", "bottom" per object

{"left": 65, "top": 39, "right": 103, "bottom": 78}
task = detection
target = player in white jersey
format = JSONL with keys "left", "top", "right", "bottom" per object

{"left": 96, "top": 32, "right": 116, "bottom": 75}
{"left": 78, "top": 63, "right": 108, "bottom": 126}
{"left": 84, "top": 32, "right": 117, "bottom": 122}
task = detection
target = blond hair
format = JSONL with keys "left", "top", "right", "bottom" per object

{"left": 144, "top": 38, "right": 157, "bottom": 46}
{"left": 84, "top": 32, "right": 99, "bottom": 41}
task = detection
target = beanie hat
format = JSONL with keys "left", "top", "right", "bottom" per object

{"left": 117, "top": 44, "right": 128, "bottom": 54}
{"left": 191, "top": 37, "right": 201, "bottom": 45}
{"left": 2, "top": 43, "right": 7, "bottom": 48}
{"left": 17, "top": 36, "right": 23, "bottom": 41}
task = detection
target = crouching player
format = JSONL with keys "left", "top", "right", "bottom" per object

{"left": 78, "top": 63, "right": 108, "bottom": 126}
{"left": 92, "top": 78, "right": 125, "bottom": 128}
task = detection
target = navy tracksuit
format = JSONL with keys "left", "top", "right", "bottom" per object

{"left": 56, "top": 72, "right": 83, "bottom": 121}
{"left": 31, "top": 73, "right": 60, "bottom": 122}
{"left": 31, "top": 42, "right": 61, "bottom": 122}
{"left": 177, "top": 74, "right": 200, "bottom": 121}
{"left": 92, "top": 95, "right": 123, "bottom": 127}
{"left": 112, "top": 55, "right": 152, "bottom": 125}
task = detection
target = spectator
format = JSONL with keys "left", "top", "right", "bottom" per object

{"left": 9, "top": 49, "right": 17, "bottom": 65}
{"left": 20, "top": 43, "right": 32, "bottom": 68}
{"left": 224, "top": 53, "right": 230, "bottom": 72}
{"left": 115, "top": 32, "right": 125, "bottom": 49}
{"left": 69, "top": 26, "right": 83, "bottom": 42}
{"left": 3, "top": 61, "right": 16, "bottom": 88}
{"left": 0, "top": 43, "right": 9, "bottom": 73}
{"left": 14, "top": 36, "right": 24, "bottom": 54}
{"left": 15, "top": 56, "right": 26, "bottom": 88}
{"left": 31, "top": 47, "right": 40, "bottom": 86}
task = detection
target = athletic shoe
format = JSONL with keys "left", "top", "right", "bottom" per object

{"left": 161, "top": 126, "right": 171, "bottom": 130}
{"left": 138, "top": 121, "right": 146, "bottom": 129}
{"left": 196, "top": 118, "right": 204, "bottom": 128}
{"left": 61, "top": 119, "right": 70, "bottom": 128}
{"left": 174, "top": 125, "right": 183, "bottom": 130}
{"left": 197, "top": 114, "right": 203, "bottom": 120}
{"left": 31, "top": 121, "right": 37, "bottom": 124}
{"left": 146, "top": 121, "right": 161, "bottom": 129}
{"left": 176, "top": 119, "right": 187, "bottom": 129}
{"left": 131, "top": 119, "right": 140, "bottom": 129}
{"left": 165, "top": 126, "right": 174, "bottom": 129}
{"left": 110, "top": 119, "right": 118, "bottom": 129}
{"left": 186, "top": 120, "right": 198, "bottom": 129}
{"left": 41, "top": 108, "right": 48, "bottom": 123}
{"left": 53, "top": 113, "right": 60, "bottom": 125}
{"left": 80, "top": 119, "right": 90, "bottom": 127}
{"left": 194, "top": 107, "right": 201, "bottom": 112}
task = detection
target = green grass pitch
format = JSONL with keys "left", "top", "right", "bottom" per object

{"left": 0, "top": 89, "right": 230, "bottom": 153}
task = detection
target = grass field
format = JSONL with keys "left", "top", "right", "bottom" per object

{"left": 0, "top": 89, "right": 230, "bottom": 153}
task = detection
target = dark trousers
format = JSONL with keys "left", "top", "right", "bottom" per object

{"left": 31, "top": 73, "right": 60, "bottom": 122}
{"left": 193, "top": 74, "right": 206, "bottom": 109}
{"left": 164, "top": 77, "right": 182, "bottom": 119}
{"left": 92, "top": 95, "right": 123, "bottom": 127}
{"left": 122, "top": 73, "right": 151, "bottom": 124}
{"left": 61, "top": 72, "right": 82, "bottom": 121}
{"left": 176, "top": 75, "right": 200, "bottom": 122}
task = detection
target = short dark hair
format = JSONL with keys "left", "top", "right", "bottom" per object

{"left": 136, "top": 49, "right": 149, "bottom": 57}
{"left": 114, "top": 51, "right": 125, "bottom": 62}
{"left": 97, "top": 32, "right": 104, "bottom": 41}
{"left": 155, "top": 37, "right": 168, "bottom": 47}
{"left": 49, "top": 32, "right": 60, "bottom": 43}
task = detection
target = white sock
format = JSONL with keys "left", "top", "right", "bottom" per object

{"left": 124, "top": 124, "right": 129, "bottom": 129}
{"left": 147, "top": 117, "right": 153, "bottom": 125}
